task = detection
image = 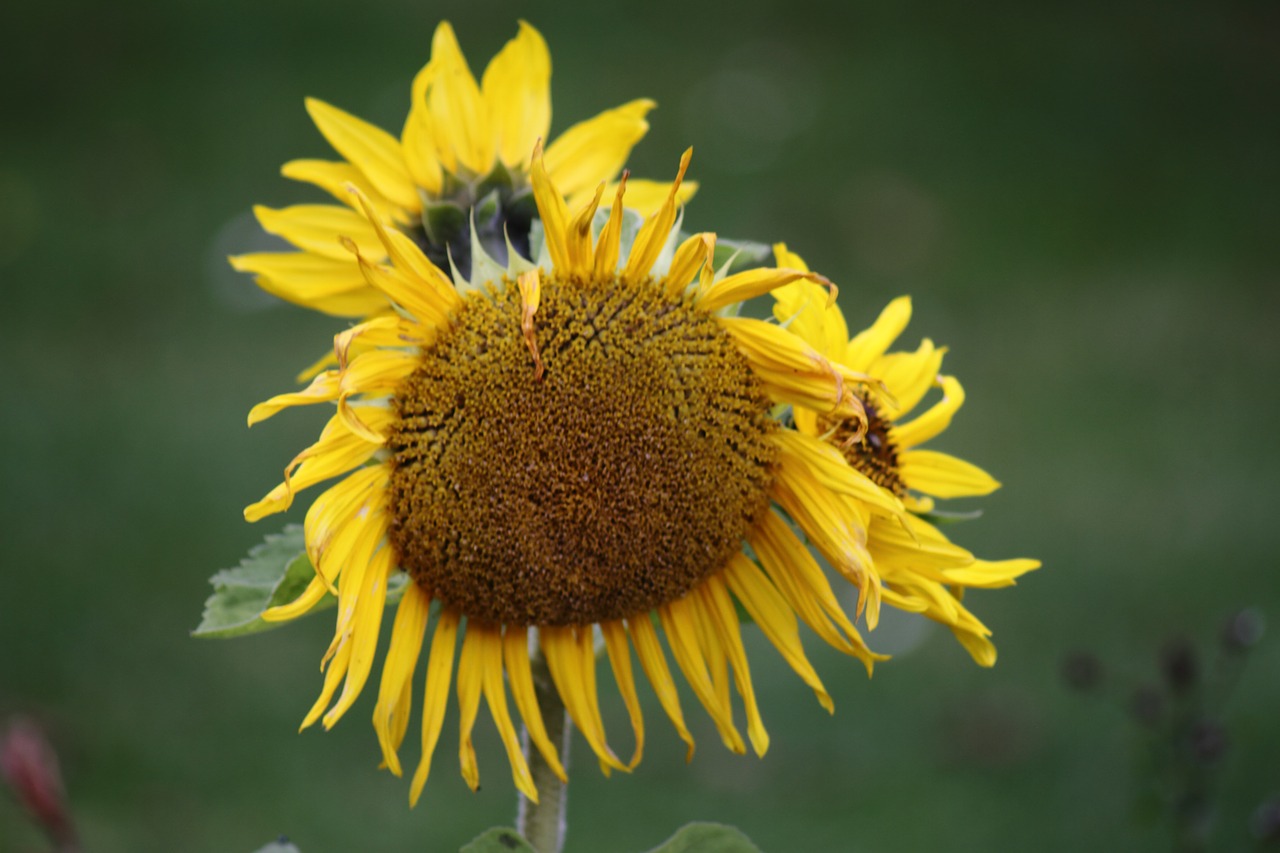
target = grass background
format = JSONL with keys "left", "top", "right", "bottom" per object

{"left": 2, "top": 0, "right": 1277, "bottom": 850}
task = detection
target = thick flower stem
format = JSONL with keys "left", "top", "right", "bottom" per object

{"left": 517, "top": 644, "right": 570, "bottom": 853}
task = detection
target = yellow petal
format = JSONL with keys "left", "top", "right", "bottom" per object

{"left": 529, "top": 140, "right": 570, "bottom": 270}
{"left": 592, "top": 171, "right": 627, "bottom": 277}
{"left": 410, "top": 609, "right": 460, "bottom": 807}
{"left": 483, "top": 21, "right": 552, "bottom": 167}
{"left": 899, "top": 449, "right": 1000, "bottom": 498}
{"left": 373, "top": 582, "right": 431, "bottom": 776}
{"left": 697, "top": 576, "right": 769, "bottom": 757}
{"left": 253, "top": 204, "right": 385, "bottom": 260}
{"left": 281, "top": 158, "right": 410, "bottom": 225}
{"left": 475, "top": 625, "right": 538, "bottom": 800}
{"left": 723, "top": 553, "right": 833, "bottom": 713}
{"left": 542, "top": 99, "right": 655, "bottom": 198}
{"left": 750, "top": 511, "right": 885, "bottom": 673}
{"left": 601, "top": 620, "right": 645, "bottom": 769}
{"left": 568, "top": 178, "right": 698, "bottom": 219}
{"left": 661, "top": 232, "right": 715, "bottom": 297}
{"left": 304, "top": 98, "right": 419, "bottom": 212}
{"left": 627, "top": 615, "right": 695, "bottom": 761}
{"left": 244, "top": 409, "right": 392, "bottom": 521}
{"left": 565, "top": 183, "right": 605, "bottom": 277}
{"left": 624, "top": 148, "right": 692, "bottom": 282}
{"left": 844, "top": 296, "right": 911, "bottom": 372}
{"left": 247, "top": 370, "right": 341, "bottom": 426}
{"left": 871, "top": 339, "right": 944, "bottom": 417}
{"left": 540, "top": 626, "right": 625, "bottom": 774}
{"left": 230, "top": 251, "right": 386, "bottom": 318}
{"left": 503, "top": 627, "right": 567, "bottom": 782}
{"left": 658, "top": 598, "right": 745, "bottom": 755}
{"left": 699, "top": 267, "right": 834, "bottom": 315}
{"left": 425, "top": 22, "right": 493, "bottom": 176}
{"left": 893, "top": 375, "right": 965, "bottom": 449}
{"left": 322, "top": 542, "right": 395, "bottom": 728}
{"left": 455, "top": 625, "right": 485, "bottom": 792}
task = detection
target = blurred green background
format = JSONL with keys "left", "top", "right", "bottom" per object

{"left": 3, "top": 0, "right": 1277, "bottom": 850}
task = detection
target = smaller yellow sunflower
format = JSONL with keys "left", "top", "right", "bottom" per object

{"left": 230, "top": 20, "right": 694, "bottom": 338}
{"left": 772, "top": 244, "right": 1040, "bottom": 665}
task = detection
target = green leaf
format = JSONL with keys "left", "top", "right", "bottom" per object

{"left": 916, "top": 508, "right": 984, "bottom": 526}
{"left": 459, "top": 827, "right": 536, "bottom": 853}
{"left": 648, "top": 822, "right": 762, "bottom": 852}
{"left": 192, "top": 525, "right": 406, "bottom": 639}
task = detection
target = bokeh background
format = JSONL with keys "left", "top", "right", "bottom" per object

{"left": 3, "top": 0, "right": 1277, "bottom": 850}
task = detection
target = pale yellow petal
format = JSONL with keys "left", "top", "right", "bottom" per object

{"left": 529, "top": 141, "right": 570, "bottom": 270}
{"left": 568, "top": 178, "right": 699, "bottom": 219}
{"left": 871, "top": 339, "right": 944, "bottom": 417}
{"left": 230, "top": 251, "right": 386, "bottom": 318}
{"left": 483, "top": 21, "right": 552, "bottom": 167}
{"left": 425, "top": 22, "right": 493, "bottom": 175}
{"left": 281, "top": 158, "right": 410, "bottom": 225}
{"left": 304, "top": 98, "right": 419, "bottom": 212}
{"left": 542, "top": 99, "right": 654, "bottom": 197}
{"left": 455, "top": 625, "right": 484, "bottom": 792}
{"left": 253, "top": 204, "right": 385, "bottom": 260}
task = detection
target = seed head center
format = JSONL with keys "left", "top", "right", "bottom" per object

{"left": 386, "top": 273, "right": 778, "bottom": 626}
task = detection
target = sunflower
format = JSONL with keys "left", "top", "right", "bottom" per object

{"left": 771, "top": 244, "right": 1040, "bottom": 665}
{"left": 229, "top": 19, "right": 695, "bottom": 370}
{"left": 240, "top": 144, "right": 925, "bottom": 805}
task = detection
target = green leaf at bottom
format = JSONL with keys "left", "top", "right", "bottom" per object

{"left": 648, "top": 822, "right": 762, "bottom": 853}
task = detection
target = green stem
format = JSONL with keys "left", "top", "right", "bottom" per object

{"left": 517, "top": 642, "right": 570, "bottom": 853}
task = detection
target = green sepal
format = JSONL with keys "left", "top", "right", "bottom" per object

{"left": 712, "top": 238, "right": 772, "bottom": 274}
{"left": 647, "top": 822, "right": 762, "bottom": 852}
{"left": 423, "top": 199, "right": 468, "bottom": 248}
{"left": 916, "top": 508, "right": 984, "bottom": 526}
{"left": 193, "top": 525, "right": 406, "bottom": 639}
{"left": 459, "top": 827, "right": 536, "bottom": 853}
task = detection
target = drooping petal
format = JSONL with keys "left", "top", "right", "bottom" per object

{"left": 696, "top": 576, "right": 769, "bottom": 757}
{"left": 503, "top": 627, "right": 567, "bottom": 782}
{"left": 409, "top": 609, "right": 460, "bottom": 807}
{"left": 658, "top": 598, "right": 746, "bottom": 755}
{"left": 627, "top": 615, "right": 695, "bottom": 760}
{"left": 601, "top": 620, "right": 645, "bottom": 769}
{"left": 723, "top": 553, "right": 833, "bottom": 713}
{"left": 373, "top": 582, "right": 432, "bottom": 776}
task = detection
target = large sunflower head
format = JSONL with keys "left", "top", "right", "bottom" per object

{"left": 241, "top": 144, "right": 913, "bottom": 804}
{"left": 230, "top": 20, "right": 695, "bottom": 324}
{"left": 771, "top": 244, "right": 1040, "bottom": 665}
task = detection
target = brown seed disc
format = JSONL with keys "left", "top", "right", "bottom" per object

{"left": 820, "top": 394, "right": 907, "bottom": 497}
{"left": 385, "top": 273, "right": 779, "bottom": 627}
